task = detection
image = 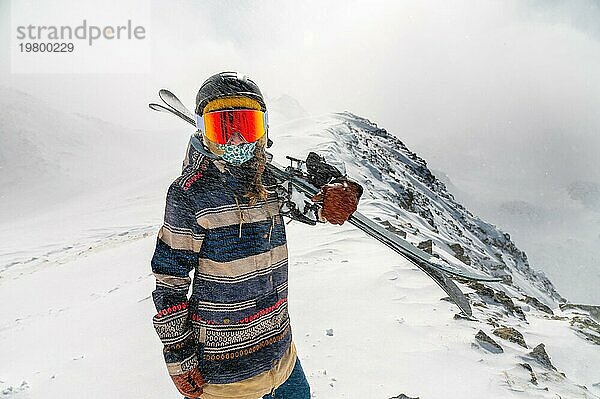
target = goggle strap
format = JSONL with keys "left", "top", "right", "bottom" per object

{"left": 195, "top": 114, "right": 205, "bottom": 133}
{"left": 190, "top": 133, "right": 221, "bottom": 159}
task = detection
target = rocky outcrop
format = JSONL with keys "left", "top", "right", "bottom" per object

{"left": 417, "top": 239, "right": 433, "bottom": 255}
{"left": 468, "top": 282, "right": 526, "bottom": 320}
{"left": 325, "top": 112, "right": 563, "bottom": 306}
{"left": 493, "top": 327, "right": 527, "bottom": 348}
{"left": 523, "top": 295, "right": 554, "bottom": 315}
{"left": 519, "top": 363, "right": 538, "bottom": 385}
{"left": 475, "top": 330, "right": 504, "bottom": 353}
{"left": 449, "top": 243, "right": 471, "bottom": 265}
{"left": 527, "top": 343, "right": 556, "bottom": 370}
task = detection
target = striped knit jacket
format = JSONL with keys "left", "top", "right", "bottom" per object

{"left": 151, "top": 139, "right": 319, "bottom": 386}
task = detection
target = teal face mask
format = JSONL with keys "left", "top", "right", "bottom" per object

{"left": 215, "top": 141, "right": 257, "bottom": 165}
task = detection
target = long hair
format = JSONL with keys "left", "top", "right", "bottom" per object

{"left": 244, "top": 136, "right": 268, "bottom": 205}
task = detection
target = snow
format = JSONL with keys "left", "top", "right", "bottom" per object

{"left": 1, "top": 89, "right": 599, "bottom": 398}
{"left": 2, "top": 214, "right": 599, "bottom": 398}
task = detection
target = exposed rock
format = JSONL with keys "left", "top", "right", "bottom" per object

{"left": 523, "top": 295, "right": 554, "bottom": 315}
{"left": 0, "top": 380, "right": 30, "bottom": 396}
{"left": 569, "top": 315, "right": 600, "bottom": 345}
{"left": 293, "top": 112, "right": 566, "bottom": 306}
{"left": 487, "top": 317, "right": 500, "bottom": 328}
{"left": 454, "top": 313, "right": 473, "bottom": 321}
{"left": 559, "top": 305, "right": 600, "bottom": 344}
{"left": 449, "top": 243, "right": 471, "bottom": 265}
{"left": 527, "top": 343, "right": 556, "bottom": 370}
{"left": 520, "top": 363, "right": 538, "bottom": 385}
{"left": 493, "top": 326, "right": 527, "bottom": 348}
{"left": 491, "top": 292, "right": 526, "bottom": 320}
{"left": 560, "top": 303, "right": 600, "bottom": 323}
{"left": 468, "top": 282, "right": 526, "bottom": 321}
{"left": 475, "top": 330, "right": 504, "bottom": 354}
{"left": 380, "top": 220, "right": 407, "bottom": 238}
{"left": 417, "top": 239, "right": 433, "bottom": 254}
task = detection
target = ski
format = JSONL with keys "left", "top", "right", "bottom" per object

{"left": 148, "top": 101, "right": 195, "bottom": 126}
{"left": 158, "top": 89, "right": 196, "bottom": 122}
{"left": 412, "top": 260, "right": 473, "bottom": 317}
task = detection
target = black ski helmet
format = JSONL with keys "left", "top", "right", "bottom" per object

{"left": 195, "top": 71, "right": 266, "bottom": 115}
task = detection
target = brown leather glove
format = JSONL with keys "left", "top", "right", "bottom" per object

{"left": 311, "top": 179, "right": 362, "bottom": 225}
{"left": 170, "top": 367, "right": 205, "bottom": 398}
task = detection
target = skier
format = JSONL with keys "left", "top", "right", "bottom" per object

{"left": 150, "top": 71, "right": 362, "bottom": 399}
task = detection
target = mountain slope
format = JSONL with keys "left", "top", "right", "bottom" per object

{"left": 0, "top": 86, "right": 178, "bottom": 221}
{"left": 270, "top": 111, "right": 562, "bottom": 306}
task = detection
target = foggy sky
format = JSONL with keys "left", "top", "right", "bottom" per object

{"left": 1, "top": 0, "right": 599, "bottom": 199}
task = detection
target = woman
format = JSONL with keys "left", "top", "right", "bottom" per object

{"left": 150, "top": 72, "right": 361, "bottom": 398}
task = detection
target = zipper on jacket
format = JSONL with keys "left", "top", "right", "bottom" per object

{"left": 263, "top": 196, "right": 275, "bottom": 243}
{"left": 234, "top": 195, "right": 244, "bottom": 238}
{"left": 268, "top": 215, "right": 275, "bottom": 242}
{"left": 268, "top": 367, "right": 277, "bottom": 397}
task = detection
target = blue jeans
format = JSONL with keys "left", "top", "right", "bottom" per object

{"left": 262, "top": 357, "right": 310, "bottom": 399}
{"left": 184, "top": 358, "right": 310, "bottom": 399}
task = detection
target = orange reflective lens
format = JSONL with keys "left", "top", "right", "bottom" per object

{"left": 201, "top": 109, "right": 266, "bottom": 145}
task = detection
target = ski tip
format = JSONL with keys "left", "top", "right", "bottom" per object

{"left": 148, "top": 103, "right": 169, "bottom": 112}
{"left": 159, "top": 88, "right": 177, "bottom": 99}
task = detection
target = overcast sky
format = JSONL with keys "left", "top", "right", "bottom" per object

{"left": 1, "top": 0, "right": 599, "bottom": 189}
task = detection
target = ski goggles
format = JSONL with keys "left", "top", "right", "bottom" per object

{"left": 195, "top": 109, "right": 268, "bottom": 145}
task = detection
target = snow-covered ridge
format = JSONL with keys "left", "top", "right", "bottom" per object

{"left": 273, "top": 111, "right": 562, "bottom": 306}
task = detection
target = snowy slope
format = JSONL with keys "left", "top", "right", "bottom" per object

{"left": 1, "top": 93, "right": 599, "bottom": 398}
{"left": 269, "top": 112, "right": 562, "bottom": 305}
{"left": 0, "top": 86, "right": 187, "bottom": 283}
{"left": 0, "top": 86, "right": 179, "bottom": 222}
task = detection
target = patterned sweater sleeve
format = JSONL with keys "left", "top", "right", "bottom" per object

{"left": 151, "top": 182, "right": 205, "bottom": 376}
